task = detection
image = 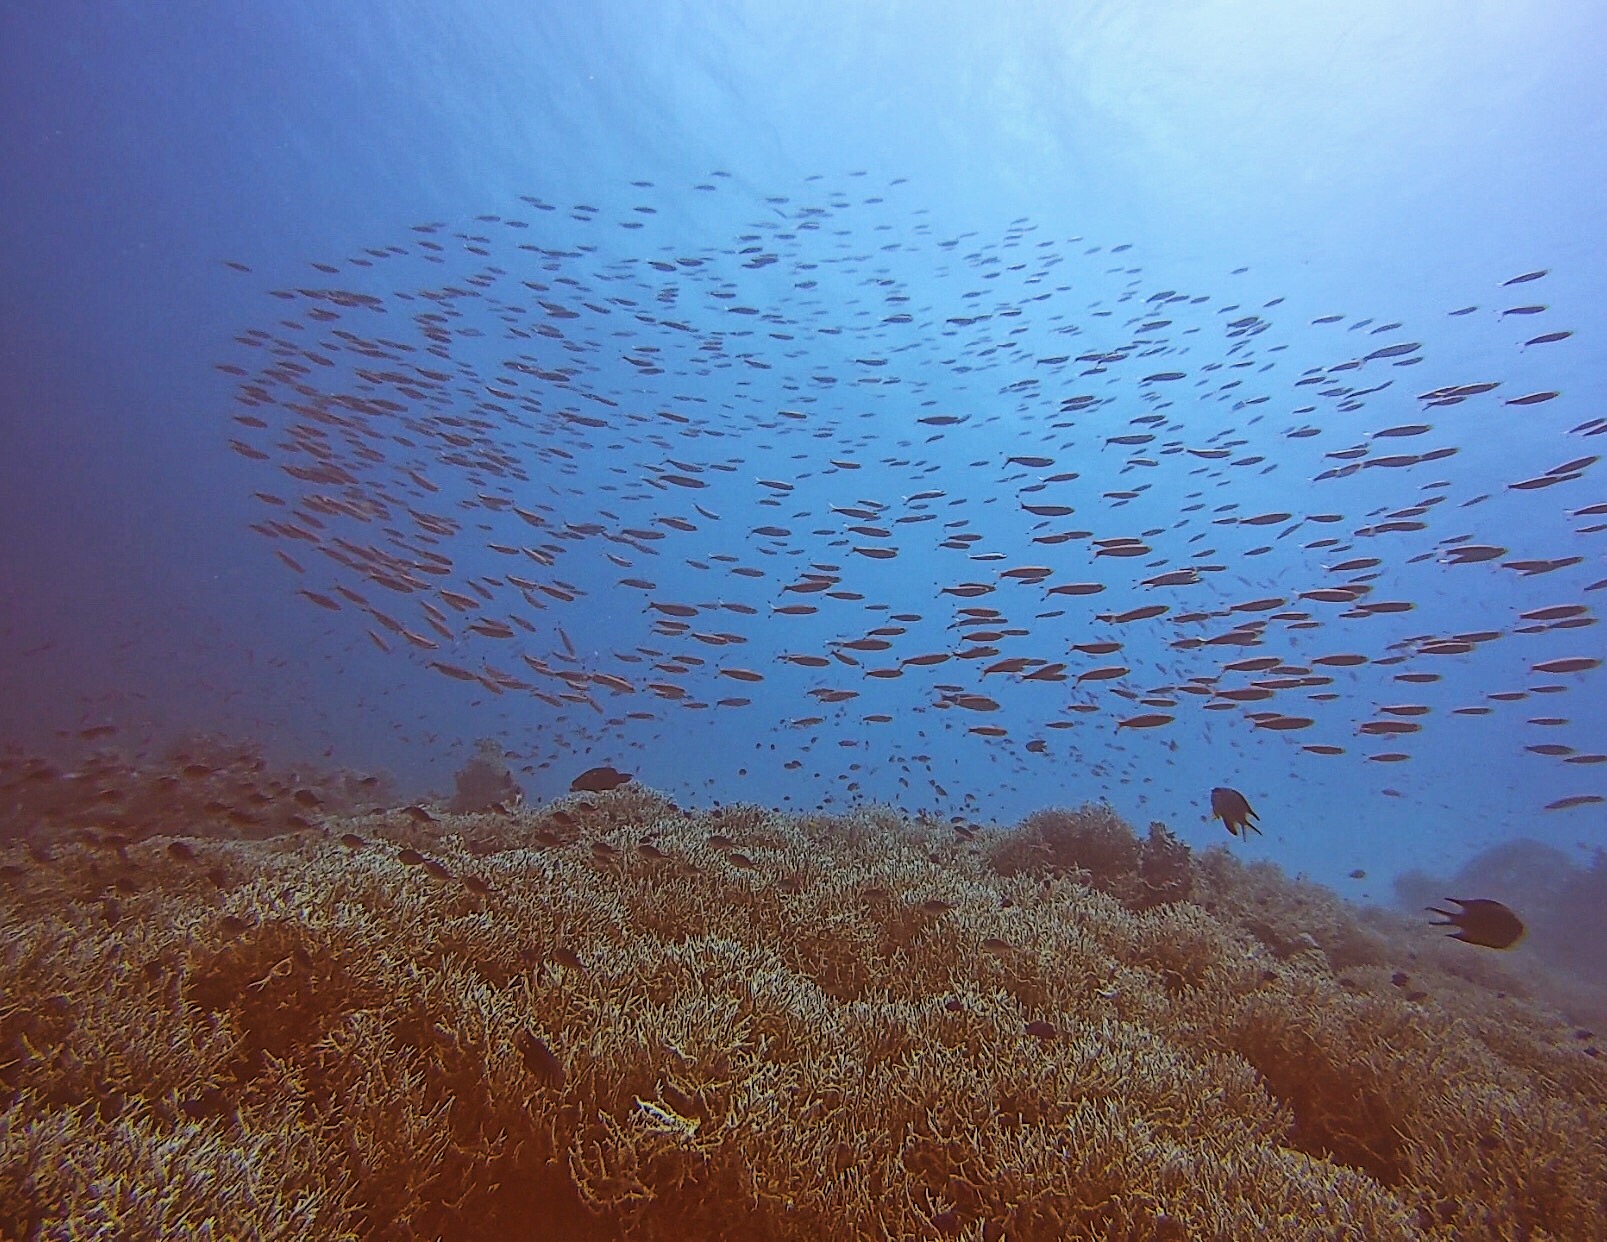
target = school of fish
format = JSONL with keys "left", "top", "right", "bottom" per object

{"left": 216, "top": 173, "right": 1604, "bottom": 832}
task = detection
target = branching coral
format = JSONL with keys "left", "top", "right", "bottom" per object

{"left": 3, "top": 790, "right": 1605, "bottom": 1239}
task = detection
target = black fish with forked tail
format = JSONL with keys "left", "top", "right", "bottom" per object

{"left": 1427, "top": 898, "right": 1525, "bottom": 949}
{"left": 1210, "top": 786, "right": 1259, "bottom": 837}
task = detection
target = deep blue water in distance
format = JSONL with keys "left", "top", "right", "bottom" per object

{"left": 3, "top": 0, "right": 1605, "bottom": 895}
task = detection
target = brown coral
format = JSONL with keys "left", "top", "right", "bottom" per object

{"left": 2, "top": 789, "right": 1605, "bottom": 1240}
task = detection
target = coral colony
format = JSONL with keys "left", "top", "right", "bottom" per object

{"left": 2, "top": 746, "right": 1604, "bottom": 1239}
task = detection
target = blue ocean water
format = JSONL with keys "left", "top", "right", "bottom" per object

{"left": 3, "top": 0, "right": 1604, "bottom": 901}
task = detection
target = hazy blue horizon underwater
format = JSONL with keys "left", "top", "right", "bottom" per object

{"left": 2, "top": 0, "right": 1605, "bottom": 905}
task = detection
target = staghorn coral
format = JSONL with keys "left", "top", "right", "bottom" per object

{"left": 1136, "top": 819, "right": 1193, "bottom": 908}
{"left": 1194, "top": 849, "right": 1391, "bottom": 970}
{"left": 2, "top": 789, "right": 1606, "bottom": 1240}
{"left": 984, "top": 802, "right": 1195, "bottom": 913}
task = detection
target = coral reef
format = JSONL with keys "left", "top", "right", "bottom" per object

{"left": 986, "top": 803, "right": 1193, "bottom": 910}
{"left": 2, "top": 781, "right": 1605, "bottom": 1240}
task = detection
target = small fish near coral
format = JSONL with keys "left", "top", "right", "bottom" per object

{"left": 570, "top": 765, "right": 633, "bottom": 793}
{"left": 1426, "top": 898, "right": 1526, "bottom": 949}
{"left": 517, "top": 1029, "right": 565, "bottom": 1089}
{"left": 1210, "top": 786, "right": 1260, "bottom": 837}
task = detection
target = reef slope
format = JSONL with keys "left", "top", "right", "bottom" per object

{"left": 3, "top": 788, "right": 1605, "bottom": 1240}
